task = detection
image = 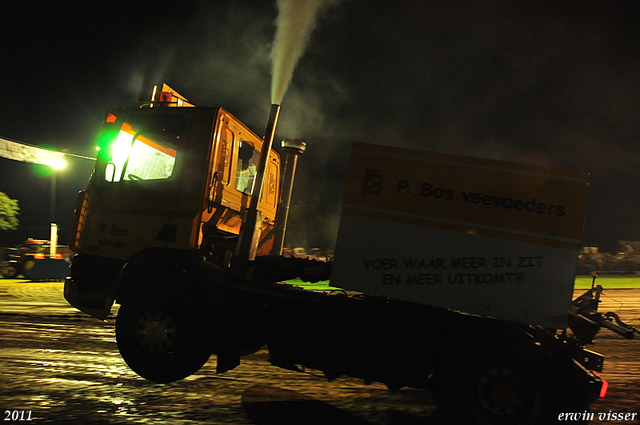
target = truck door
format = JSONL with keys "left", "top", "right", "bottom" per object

{"left": 204, "top": 110, "right": 280, "bottom": 232}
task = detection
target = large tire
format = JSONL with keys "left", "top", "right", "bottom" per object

{"left": 1, "top": 264, "right": 18, "bottom": 278}
{"left": 433, "top": 354, "right": 589, "bottom": 425}
{"left": 22, "top": 260, "right": 35, "bottom": 278}
{"left": 467, "top": 358, "right": 545, "bottom": 424}
{"left": 116, "top": 292, "right": 211, "bottom": 383}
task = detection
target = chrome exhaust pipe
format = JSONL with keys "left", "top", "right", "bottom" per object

{"left": 270, "top": 140, "right": 306, "bottom": 255}
{"left": 236, "top": 104, "right": 281, "bottom": 263}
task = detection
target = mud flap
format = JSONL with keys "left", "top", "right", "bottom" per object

{"left": 64, "top": 278, "right": 114, "bottom": 320}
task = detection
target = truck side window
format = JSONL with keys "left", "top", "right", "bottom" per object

{"left": 235, "top": 141, "right": 260, "bottom": 195}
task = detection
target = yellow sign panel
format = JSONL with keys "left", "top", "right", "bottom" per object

{"left": 342, "top": 142, "right": 589, "bottom": 250}
{"left": 332, "top": 143, "right": 590, "bottom": 328}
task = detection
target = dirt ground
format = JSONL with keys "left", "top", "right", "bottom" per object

{"left": 0, "top": 281, "right": 638, "bottom": 424}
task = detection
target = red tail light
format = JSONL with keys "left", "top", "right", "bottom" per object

{"left": 593, "top": 372, "right": 608, "bottom": 398}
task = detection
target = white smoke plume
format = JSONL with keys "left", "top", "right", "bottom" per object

{"left": 270, "top": 0, "right": 336, "bottom": 105}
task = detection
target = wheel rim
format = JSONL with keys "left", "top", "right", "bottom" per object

{"left": 135, "top": 309, "right": 177, "bottom": 354}
{"left": 3, "top": 266, "right": 17, "bottom": 278}
{"left": 473, "top": 365, "right": 541, "bottom": 424}
{"left": 477, "top": 368, "right": 526, "bottom": 414}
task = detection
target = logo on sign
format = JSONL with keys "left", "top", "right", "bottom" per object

{"left": 268, "top": 172, "right": 276, "bottom": 194}
{"left": 363, "top": 169, "right": 383, "bottom": 195}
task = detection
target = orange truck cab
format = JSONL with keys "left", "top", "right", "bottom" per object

{"left": 66, "top": 86, "right": 282, "bottom": 319}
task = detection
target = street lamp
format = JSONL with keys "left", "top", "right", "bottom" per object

{"left": 43, "top": 156, "right": 66, "bottom": 258}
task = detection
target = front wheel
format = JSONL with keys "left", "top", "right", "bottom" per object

{"left": 1, "top": 264, "right": 18, "bottom": 278}
{"left": 116, "top": 294, "right": 211, "bottom": 383}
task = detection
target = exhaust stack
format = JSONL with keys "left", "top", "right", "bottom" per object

{"left": 236, "top": 104, "right": 281, "bottom": 263}
{"left": 270, "top": 140, "right": 306, "bottom": 255}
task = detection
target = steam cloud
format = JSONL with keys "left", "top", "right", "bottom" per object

{"left": 271, "top": 0, "right": 335, "bottom": 105}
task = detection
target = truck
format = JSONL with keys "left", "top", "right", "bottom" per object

{"left": 64, "top": 84, "right": 638, "bottom": 424}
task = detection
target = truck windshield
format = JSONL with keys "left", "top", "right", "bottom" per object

{"left": 101, "top": 114, "right": 184, "bottom": 183}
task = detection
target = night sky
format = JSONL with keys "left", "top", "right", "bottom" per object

{"left": 1, "top": 0, "right": 639, "bottom": 252}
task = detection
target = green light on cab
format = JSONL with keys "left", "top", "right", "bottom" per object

{"left": 111, "top": 131, "right": 134, "bottom": 164}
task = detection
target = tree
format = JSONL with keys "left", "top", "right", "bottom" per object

{"left": 0, "top": 192, "right": 19, "bottom": 231}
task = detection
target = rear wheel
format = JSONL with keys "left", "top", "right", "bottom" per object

{"left": 116, "top": 292, "right": 211, "bottom": 383}
{"left": 468, "top": 359, "right": 544, "bottom": 424}
{"left": 22, "top": 260, "right": 35, "bottom": 278}
{"left": 433, "top": 354, "right": 588, "bottom": 425}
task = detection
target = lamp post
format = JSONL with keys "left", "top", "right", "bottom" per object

{"left": 45, "top": 156, "right": 66, "bottom": 258}
{"left": 50, "top": 172, "right": 56, "bottom": 224}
